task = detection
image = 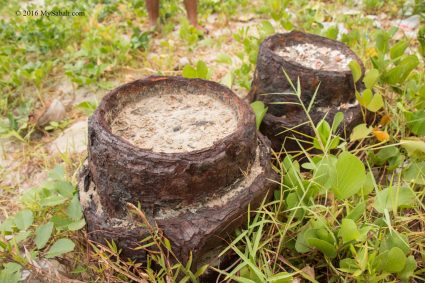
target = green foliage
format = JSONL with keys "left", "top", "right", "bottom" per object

{"left": 35, "top": 222, "right": 54, "bottom": 250}
{"left": 182, "top": 61, "right": 211, "bottom": 80}
{"left": 351, "top": 123, "right": 372, "bottom": 141}
{"left": 251, "top": 101, "right": 268, "bottom": 130}
{"left": 332, "top": 152, "right": 366, "bottom": 200}
{"left": 0, "top": 263, "right": 21, "bottom": 283}
{"left": 372, "top": 30, "right": 420, "bottom": 87}
{"left": 401, "top": 138, "right": 425, "bottom": 157}
{"left": 0, "top": 102, "right": 32, "bottom": 141}
{"left": 1, "top": 0, "right": 424, "bottom": 282}
{"left": 45, "top": 238, "right": 75, "bottom": 258}
{"left": 405, "top": 110, "right": 425, "bottom": 136}
{"left": 130, "top": 28, "right": 150, "bottom": 50}
{"left": 349, "top": 60, "right": 362, "bottom": 83}
{"left": 339, "top": 219, "right": 360, "bottom": 244}
{"left": 44, "top": 120, "right": 71, "bottom": 132}
{"left": 313, "top": 119, "right": 341, "bottom": 151}
{"left": 76, "top": 100, "right": 98, "bottom": 116}
{"left": 374, "top": 187, "right": 416, "bottom": 213}
{"left": 363, "top": 68, "right": 380, "bottom": 89}
{"left": 356, "top": 89, "right": 384, "bottom": 112}
{"left": 0, "top": 165, "right": 84, "bottom": 275}
{"left": 179, "top": 20, "right": 204, "bottom": 46}
{"left": 363, "top": 0, "right": 383, "bottom": 13}
{"left": 263, "top": 0, "right": 293, "bottom": 30}
{"left": 369, "top": 146, "right": 404, "bottom": 171}
{"left": 379, "top": 247, "right": 406, "bottom": 273}
{"left": 419, "top": 26, "right": 425, "bottom": 57}
{"left": 231, "top": 20, "right": 279, "bottom": 89}
{"left": 403, "top": 161, "right": 425, "bottom": 185}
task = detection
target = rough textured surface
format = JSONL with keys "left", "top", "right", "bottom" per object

{"left": 248, "top": 31, "right": 365, "bottom": 116}
{"left": 248, "top": 31, "right": 365, "bottom": 152}
{"left": 80, "top": 136, "right": 277, "bottom": 269}
{"left": 81, "top": 76, "right": 277, "bottom": 272}
{"left": 260, "top": 103, "right": 363, "bottom": 153}
{"left": 110, "top": 92, "right": 237, "bottom": 153}
{"left": 274, "top": 43, "right": 354, "bottom": 71}
{"left": 88, "top": 76, "right": 257, "bottom": 217}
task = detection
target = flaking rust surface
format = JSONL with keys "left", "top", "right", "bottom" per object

{"left": 248, "top": 31, "right": 366, "bottom": 152}
{"left": 81, "top": 76, "right": 278, "bottom": 270}
{"left": 89, "top": 76, "right": 257, "bottom": 217}
{"left": 248, "top": 30, "right": 365, "bottom": 116}
{"left": 80, "top": 137, "right": 277, "bottom": 268}
{"left": 260, "top": 103, "right": 363, "bottom": 153}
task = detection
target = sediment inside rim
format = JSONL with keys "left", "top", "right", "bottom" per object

{"left": 109, "top": 90, "right": 238, "bottom": 153}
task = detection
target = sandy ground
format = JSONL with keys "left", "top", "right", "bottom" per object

{"left": 111, "top": 92, "right": 237, "bottom": 153}
{"left": 274, "top": 43, "right": 354, "bottom": 71}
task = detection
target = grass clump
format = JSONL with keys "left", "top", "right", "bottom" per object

{"left": 0, "top": 0, "right": 424, "bottom": 282}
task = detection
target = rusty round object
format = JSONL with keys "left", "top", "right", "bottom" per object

{"left": 247, "top": 31, "right": 366, "bottom": 153}
{"left": 248, "top": 31, "right": 365, "bottom": 116}
{"left": 80, "top": 134, "right": 277, "bottom": 267}
{"left": 88, "top": 76, "right": 257, "bottom": 218}
{"left": 81, "top": 76, "right": 278, "bottom": 268}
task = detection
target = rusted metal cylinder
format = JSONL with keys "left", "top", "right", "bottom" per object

{"left": 248, "top": 31, "right": 365, "bottom": 152}
{"left": 80, "top": 76, "right": 278, "bottom": 267}
{"left": 248, "top": 31, "right": 365, "bottom": 115}
{"left": 88, "top": 76, "right": 257, "bottom": 217}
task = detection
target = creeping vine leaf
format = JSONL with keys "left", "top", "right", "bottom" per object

{"left": 331, "top": 152, "right": 366, "bottom": 200}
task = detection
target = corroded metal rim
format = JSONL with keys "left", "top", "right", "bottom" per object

{"left": 247, "top": 31, "right": 366, "bottom": 153}
{"left": 262, "top": 30, "right": 364, "bottom": 75}
{"left": 88, "top": 76, "right": 258, "bottom": 218}
{"left": 92, "top": 76, "right": 255, "bottom": 160}
{"left": 248, "top": 31, "right": 365, "bottom": 117}
{"left": 80, "top": 134, "right": 278, "bottom": 269}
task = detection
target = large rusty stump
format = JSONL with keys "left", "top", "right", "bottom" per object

{"left": 248, "top": 31, "right": 365, "bottom": 152}
{"left": 79, "top": 76, "right": 278, "bottom": 268}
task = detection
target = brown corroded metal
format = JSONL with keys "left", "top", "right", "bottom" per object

{"left": 80, "top": 76, "right": 278, "bottom": 269}
{"left": 248, "top": 31, "right": 365, "bottom": 116}
{"left": 88, "top": 76, "right": 257, "bottom": 218}
{"left": 260, "top": 105, "right": 363, "bottom": 153}
{"left": 248, "top": 31, "right": 365, "bottom": 152}
{"left": 80, "top": 134, "right": 276, "bottom": 266}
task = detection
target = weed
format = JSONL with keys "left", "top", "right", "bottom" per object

{"left": 0, "top": 0, "right": 424, "bottom": 282}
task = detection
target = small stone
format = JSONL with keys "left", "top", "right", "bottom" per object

{"left": 36, "top": 99, "right": 66, "bottom": 127}
{"left": 392, "top": 15, "right": 421, "bottom": 39}
{"left": 179, "top": 57, "right": 190, "bottom": 66}
{"left": 49, "top": 119, "right": 88, "bottom": 154}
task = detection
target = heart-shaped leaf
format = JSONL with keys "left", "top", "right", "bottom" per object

{"left": 379, "top": 247, "right": 406, "bottom": 273}
{"left": 331, "top": 152, "right": 366, "bottom": 200}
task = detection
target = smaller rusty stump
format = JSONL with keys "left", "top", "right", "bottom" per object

{"left": 248, "top": 31, "right": 365, "bottom": 152}
{"left": 79, "top": 76, "right": 277, "bottom": 269}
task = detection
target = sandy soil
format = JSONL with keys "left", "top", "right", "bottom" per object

{"left": 274, "top": 43, "right": 354, "bottom": 71}
{"left": 110, "top": 92, "right": 237, "bottom": 153}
